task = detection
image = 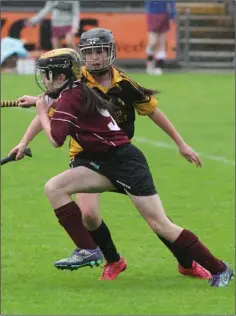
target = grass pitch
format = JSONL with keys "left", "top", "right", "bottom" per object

{"left": 1, "top": 72, "right": 235, "bottom": 315}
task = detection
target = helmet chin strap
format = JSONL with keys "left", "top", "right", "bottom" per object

{"left": 46, "top": 78, "right": 70, "bottom": 99}
{"left": 89, "top": 68, "right": 109, "bottom": 77}
{"left": 87, "top": 65, "right": 112, "bottom": 77}
{"left": 46, "top": 90, "right": 62, "bottom": 99}
{"left": 82, "top": 47, "right": 115, "bottom": 77}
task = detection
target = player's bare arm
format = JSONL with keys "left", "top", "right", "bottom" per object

{"left": 148, "top": 107, "right": 202, "bottom": 167}
{"left": 17, "top": 94, "right": 57, "bottom": 107}
{"left": 17, "top": 95, "right": 37, "bottom": 107}
{"left": 8, "top": 115, "right": 43, "bottom": 160}
{"left": 36, "top": 95, "right": 59, "bottom": 148}
{"left": 9, "top": 94, "right": 57, "bottom": 159}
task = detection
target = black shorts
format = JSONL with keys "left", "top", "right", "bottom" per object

{"left": 70, "top": 143, "right": 157, "bottom": 196}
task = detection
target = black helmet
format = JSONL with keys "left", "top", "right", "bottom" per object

{"left": 78, "top": 28, "right": 116, "bottom": 76}
{"left": 36, "top": 48, "right": 82, "bottom": 98}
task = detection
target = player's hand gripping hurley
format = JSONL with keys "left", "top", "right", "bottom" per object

{"left": 1, "top": 148, "right": 32, "bottom": 166}
{"left": 1, "top": 99, "right": 36, "bottom": 108}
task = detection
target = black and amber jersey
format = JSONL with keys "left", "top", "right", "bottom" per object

{"left": 49, "top": 66, "right": 158, "bottom": 158}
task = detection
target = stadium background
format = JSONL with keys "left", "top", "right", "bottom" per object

{"left": 1, "top": 0, "right": 235, "bottom": 70}
{"left": 1, "top": 1, "right": 235, "bottom": 315}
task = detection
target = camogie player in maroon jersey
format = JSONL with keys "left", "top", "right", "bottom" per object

{"left": 34, "top": 47, "right": 233, "bottom": 285}
{"left": 12, "top": 29, "right": 210, "bottom": 279}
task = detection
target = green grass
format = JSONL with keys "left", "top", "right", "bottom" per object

{"left": 1, "top": 72, "right": 235, "bottom": 315}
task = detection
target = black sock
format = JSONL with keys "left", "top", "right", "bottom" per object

{"left": 155, "top": 59, "right": 165, "bottom": 68}
{"left": 147, "top": 54, "right": 154, "bottom": 62}
{"left": 157, "top": 217, "right": 193, "bottom": 269}
{"left": 88, "top": 221, "right": 120, "bottom": 263}
{"left": 158, "top": 235, "right": 193, "bottom": 269}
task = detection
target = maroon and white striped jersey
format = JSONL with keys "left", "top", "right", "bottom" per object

{"left": 50, "top": 86, "right": 130, "bottom": 152}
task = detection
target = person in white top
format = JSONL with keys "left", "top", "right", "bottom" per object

{"left": 25, "top": 1, "right": 80, "bottom": 49}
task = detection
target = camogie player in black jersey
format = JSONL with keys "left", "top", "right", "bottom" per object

{"left": 9, "top": 29, "right": 232, "bottom": 285}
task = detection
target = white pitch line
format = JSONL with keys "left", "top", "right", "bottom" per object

{"left": 9, "top": 108, "right": 235, "bottom": 167}
{"left": 134, "top": 136, "right": 235, "bottom": 167}
{"left": 14, "top": 107, "right": 36, "bottom": 114}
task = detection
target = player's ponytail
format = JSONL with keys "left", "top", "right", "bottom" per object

{"left": 80, "top": 81, "right": 111, "bottom": 113}
{"left": 139, "top": 86, "right": 159, "bottom": 96}
{"left": 113, "top": 67, "right": 159, "bottom": 97}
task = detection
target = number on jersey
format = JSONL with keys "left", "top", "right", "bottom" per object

{"left": 98, "top": 109, "right": 120, "bottom": 131}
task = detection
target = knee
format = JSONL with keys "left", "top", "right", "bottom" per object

{"left": 146, "top": 44, "right": 156, "bottom": 55}
{"left": 44, "top": 178, "right": 59, "bottom": 198}
{"left": 65, "top": 37, "right": 71, "bottom": 46}
{"left": 65, "top": 33, "right": 73, "bottom": 42}
{"left": 147, "top": 217, "right": 171, "bottom": 234}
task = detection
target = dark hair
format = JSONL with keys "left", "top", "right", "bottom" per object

{"left": 79, "top": 67, "right": 159, "bottom": 113}
{"left": 80, "top": 82, "right": 111, "bottom": 113}
{"left": 138, "top": 85, "right": 159, "bottom": 97}
{"left": 113, "top": 66, "right": 159, "bottom": 96}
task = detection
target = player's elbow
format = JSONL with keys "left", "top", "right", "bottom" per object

{"left": 49, "top": 136, "right": 62, "bottom": 148}
{"left": 52, "top": 142, "right": 61, "bottom": 148}
{"left": 51, "top": 140, "right": 62, "bottom": 148}
{"left": 148, "top": 107, "right": 159, "bottom": 119}
{"left": 50, "top": 131, "right": 64, "bottom": 148}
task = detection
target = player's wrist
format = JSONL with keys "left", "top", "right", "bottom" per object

{"left": 175, "top": 138, "right": 186, "bottom": 147}
{"left": 19, "top": 140, "right": 28, "bottom": 147}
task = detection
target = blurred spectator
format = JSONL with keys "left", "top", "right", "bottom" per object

{"left": 226, "top": 0, "right": 235, "bottom": 19}
{"left": 1, "top": 37, "right": 28, "bottom": 73}
{"left": 25, "top": 1, "right": 80, "bottom": 50}
{"left": 145, "top": 0, "right": 175, "bottom": 75}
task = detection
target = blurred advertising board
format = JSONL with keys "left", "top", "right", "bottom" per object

{"left": 1, "top": 12, "right": 176, "bottom": 60}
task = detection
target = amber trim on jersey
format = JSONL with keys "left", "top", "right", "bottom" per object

{"left": 48, "top": 107, "right": 55, "bottom": 118}
{"left": 135, "top": 96, "right": 158, "bottom": 116}
{"left": 81, "top": 66, "right": 124, "bottom": 94}
{"left": 82, "top": 66, "right": 158, "bottom": 116}
{"left": 49, "top": 66, "right": 158, "bottom": 158}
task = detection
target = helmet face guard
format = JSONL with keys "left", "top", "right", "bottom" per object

{"left": 35, "top": 61, "right": 70, "bottom": 98}
{"left": 35, "top": 48, "right": 82, "bottom": 98}
{"left": 79, "top": 43, "right": 116, "bottom": 75}
{"left": 78, "top": 28, "right": 116, "bottom": 76}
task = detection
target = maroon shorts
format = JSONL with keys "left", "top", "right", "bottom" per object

{"left": 147, "top": 13, "right": 170, "bottom": 33}
{"left": 51, "top": 26, "right": 72, "bottom": 38}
